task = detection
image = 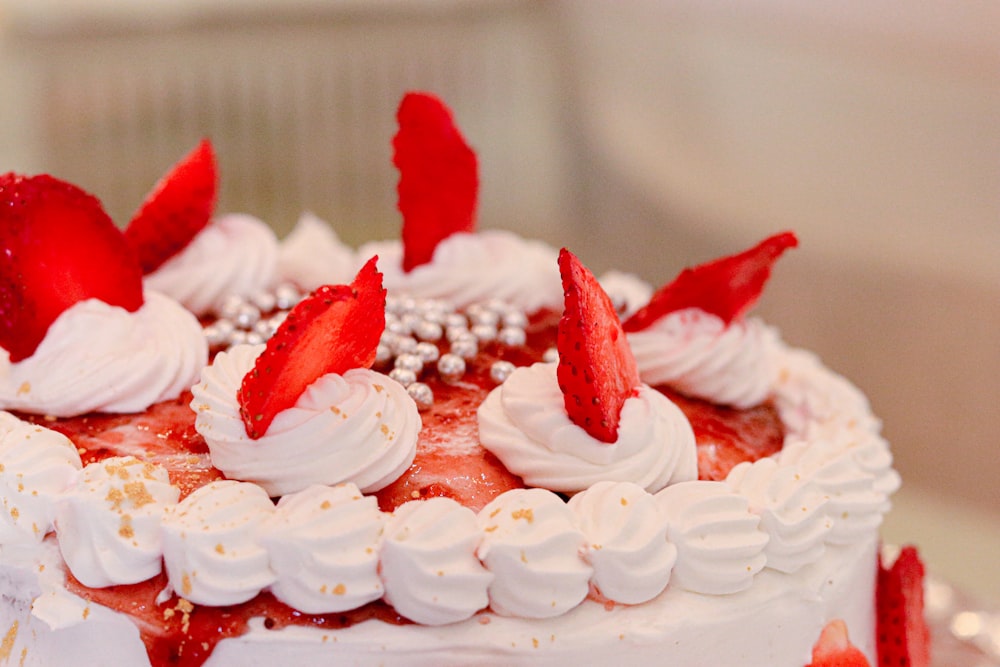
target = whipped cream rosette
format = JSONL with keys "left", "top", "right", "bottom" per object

{"left": 623, "top": 232, "right": 798, "bottom": 409}
{"left": 193, "top": 257, "right": 419, "bottom": 496}
{"left": 260, "top": 483, "right": 385, "bottom": 614}
{"left": 0, "top": 412, "right": 82, "bottom": 544}
{"left": 381, "top": 496, "right": 492, "bottom": 625}
{"left": 277, "top": 211, "right": 358, "bottom": 291}
{"left": 54, "top": 456, "right": 179, "bottom": 587}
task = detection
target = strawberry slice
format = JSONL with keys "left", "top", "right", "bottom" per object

{"left": 237, "top": 256, "right": 386, "bottom": 438}
{"left": 0, "top": 173, "right": 144, "bottom": 362}
{"left": 877, "top": 545, "right": 931, "bottom": 667}
{"left": 123, "top": 139, "right": 218, "bottom": 274}
{"left": 392, "top": 91, "right": 478, "bottom": 273}
{"left": 623, "top": 231, "right": 798, "bottom": 332}
{"left": 808, "top": 619, "right": 872, "bottom": 667}
{"left": 557, "top": 248, "right": 641, "bottom": 443}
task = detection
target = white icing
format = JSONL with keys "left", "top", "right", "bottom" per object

{"left": 779, "top": 427, "right": 897, "bottom": 545}
{"left": 360, "top": 230, "right": 563, "bottom": 313}
{"left": 627, "top": 309, "right": 780, "bottom": 408}
{"left": 145, "top": 213, "right": 279, "bottom": 316}
{"left": 0, "top": 293, "right": 207, "bottom": 417}
{"left": 260, "top": 483, "right": 385, "bottom": 614}
{"left": 477, "top": 362, "right": 697, "bottom": 494}
{"left": 381, "top": 497, "right": 492, "bottom": 625}
{"left": 0, "top": 412, "right": 82, "bottom": 544}
{"left": 655, "top": 480, "right": 769, "bottom": 595}
{"left": 277, "top": 212, "right": 358, "bottom": 291}
{"left": 53, "top": 457, "right": 178, "bottom": 587}
{"left": 476, "top": 488, "right": 592, "bottom": 618}
{"left": 191, "top": 344, "right": 419, "bottom": 497}
{"left": 567, "top": 480, "right": 675, "bottom": 604}
{"left": 726, "top": 456, "right": 832, "bottom": 573}
{"left": 160, "top": 480, "right": 275, "bottom": 606}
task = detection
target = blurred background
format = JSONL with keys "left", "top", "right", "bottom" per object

{"left": 1, "top": 0, "right": 998, "bottom": 600}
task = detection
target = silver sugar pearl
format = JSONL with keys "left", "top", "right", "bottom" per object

{"left": 218, "top": 295, "right": 247, "bottom": 321}
{"left": 471, "top": 323, "right": 497, "bottom": 342}
{"left": 490, "top": 360, "right": 517, "bottom": 384}
{"left": 393, "top": 336, "right": 419, "bottom": 356}
{"left": 484, "top": 298, "right": 510, "bottom": 313}
{"left": 446, "top": 325, "right": 470, "bottom": 343}
{"left": 244, "top": 331, "right": 265, "bottom": 346}
{"left": 498, "top": 326, "right": 527, "bottom": 347}
{"left": 502, "top": 310, "right": 528, "bottom": 329}
{"left": 234, "top": 303, "right": 262, "bottom": 329}
{"left": 386, "top": 318, "right": 411, "bottom": 336}
{"left": 229, "top": 329, "right": 250, "bottom": 347}
{"left": 375, "top": 343, "right": 394, "bottom": 366}
{"left": 204, "top": 322, "right": 234, "bottom": 347}
{"left": 401, "top": 313, "right": 423, "bottom": 332}
{"left": 445, "top": 313, "right": 468, "bottom": 329}
{"left": 437, "top": 353, "right": 467, "bottom": 382}
{"left": 389, "top": 367, "right": 417, "bottom": 387}
{"left": 406, "top": 382, "right": 434, "bottom": 411}
{"left": 543, "top": 347, "right": 559, "bottom": 363}
{"left": 414, "top": 320, "right": 444, "bottom": 342}
{"left": 250, "top": 290, "right": 277, "bottom": 313}
{"left": 415, "top": 341, "right": 441, "bottom": 363}
{"left": 385, "top": 295, "right": 405, "bottom": 315}
{"left": 394, "top": 353, "right": 424, "bottom": 375}
{"left": 449, "top": 335, "right": 478, "bottom": 360}
{"left": 274, "top": 284, "right": 302, "bottom": 310}
{"left": 253, "top": 319, "right": 276, "bottom": 339}
{"left": 467, "top": 306, "right": 499, "bottom": 328}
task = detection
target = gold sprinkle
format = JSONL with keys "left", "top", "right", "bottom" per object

{"left": 320, "top": 500, "right": 332, "bottom": 510}
{"left": 215, "top": 544, "right": 225, "bottom": 555}
{"left": 0, "top": 621, "right": 18, "bottom": 661}
{"left": 532, "top": 637, "right": 539, "bottom": 648}
{"left": 373, "top": 384, "right": 384, "bottom": 393}
{"left": 118, "top": 515, "right": 135, "bottom": 539}
{"left": 9, "top": 508, "right": 19, "bottom": 520}
{"left": 16, "top": 382, "right": 30, "bottom": 396}
{"left": 182, "top": 573, "right": 193, "bottom": 596}
{"left": 511, "top": 508, "right": 534, "bottom": 523}
{"left": 333, "top": 583, "right": 347, "bottom": 596}
{"left": 124, "top": 481, "right": 155, "bottom": 508}
{"left": 520, "top": 550, "right": 528, "bottom": 564}
{"left": 82, "top": 607, "right": 90, "bottom": 620}
{"left": 620, "top": 496, "right": 628, "bottom": 506}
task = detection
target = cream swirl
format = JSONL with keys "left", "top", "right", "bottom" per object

{"left": 277, "top": 212, "right": 358, "bottom": 291}
{"left": 160, "top": 480, "right": 275, "bottom": 606}
{"left": 0, "top": 293, "right": 207, "bottom": 417}
{"left": 627, "top": 309, "right": 780, "bottom": 408}
{"left": 476, "top": 488, "right": 592, "bottom": 618}
{"left": 191, "top": 344, "right": 419, "bottom": 497}
{"left": 360, "top": 230, "right": 563, "bottom": 313}
{"left": 0, "top": 412, "right": 82, "bottom": 544}
{"left": 567, "top": 480, "right": 675, "bottom": 604}
{"left": 54, "top": 457, "right": 179, "bottom": 587}
{"left": 654, "top": 480, "right": 769, "bottom": 595}
{"left": 773, "top": 348, "right": 880, "bottom": 436}
{"left": 726, "top": 457, "right": 832, "bottom": 574}
{"left": 260, "top": 483, "right": 385, "bottom": 614}
{"left": 477, "top": 362, "right": 697, "bottom": 494}
{"left": 145, "top": 213, "right": 279, "bottom": 316}
{"left": 779, "top": 426, "right": 898, "bottom": 545}
{"left": 381, "top": 497, "right": 492, "bottom": 625}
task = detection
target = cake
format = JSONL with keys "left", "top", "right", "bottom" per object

{"left": 0, "top": 92, "right": 929, "bottom": 667}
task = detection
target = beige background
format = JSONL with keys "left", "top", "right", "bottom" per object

{"left": 2, "top": 0, "right": 998, "bottom": 600}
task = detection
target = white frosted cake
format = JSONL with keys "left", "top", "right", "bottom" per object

{"left": 0, "top": 92, "right": 928, "bottom": 667}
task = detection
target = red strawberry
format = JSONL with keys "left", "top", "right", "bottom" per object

{"left": 392, "top": 92, "right": 478, "bottom": 273}
{"left": 877, "top": 546, "right": 931, "bottom": 667}
{"left": 123, "top": 139, "right": 218, "bottom": 274}
{"left": 623, "top": 231, "right": 798, "bottom": 332}
{"left": 557, "top": 248, "right": 641, "bottom": 443}
{"left": 808, "top": 619, "right": 872, "bottom": 667}
{"left": 238, "top": 256, "right": 386, "bottom": 438}
{"left": 0, "top": 173, "right": 144, "bottom": 362}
